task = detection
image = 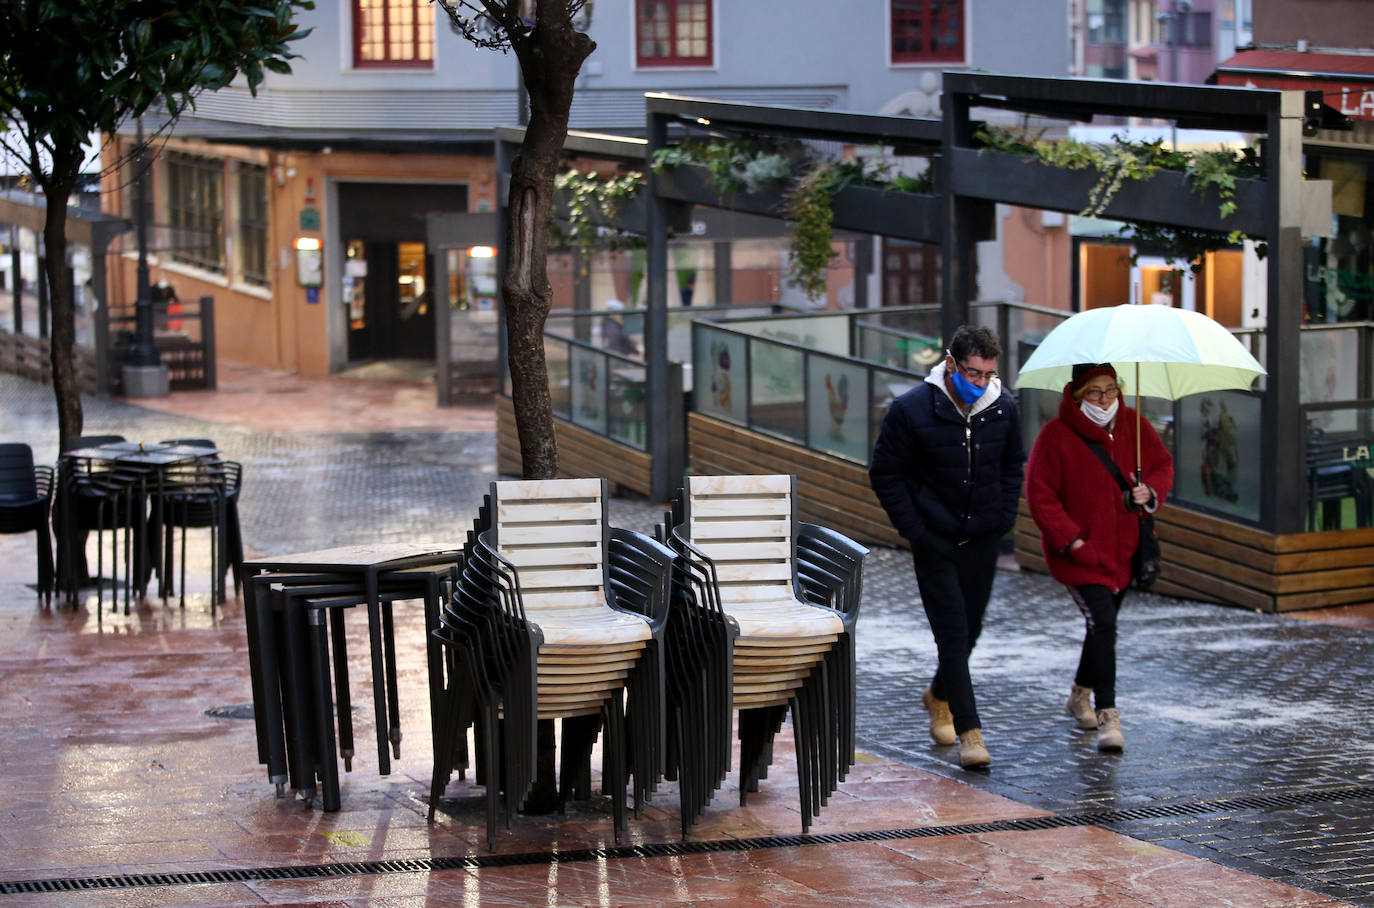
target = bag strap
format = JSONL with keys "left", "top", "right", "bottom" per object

{"left": 1078, "top": 435, "right": 1132, "bottom": 493}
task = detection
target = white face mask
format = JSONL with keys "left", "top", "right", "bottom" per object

{"left": 1080, "top": 397, "right": 1119, "bottom": 428}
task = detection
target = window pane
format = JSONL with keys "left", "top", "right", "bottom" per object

{"left": 355, "top": 0, "right": 432, "bottom": 67}
{"left": 639, "top": 0, "right": 710, "bottom": 65}
{"left": 236, "top": 164, "right": 269, "bottom": 287}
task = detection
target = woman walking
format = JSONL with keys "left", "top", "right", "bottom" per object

{"left": 1025, "top": 363, "right": 1173, "bottom": 751}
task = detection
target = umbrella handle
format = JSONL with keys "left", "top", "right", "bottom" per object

{"left": 1135, "top": 364, "right": 1143, "bottom": 485}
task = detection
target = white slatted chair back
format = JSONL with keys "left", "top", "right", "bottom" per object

{"left": 491, "top": 478, "right": 608, "bottom": 616}
{"left": 685, "top": 474, "right": 797, "bottom": 605}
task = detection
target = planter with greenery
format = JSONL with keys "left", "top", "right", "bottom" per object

{"left": 957, "top": 128, "right": 1270, "bottom": 271}
{"left": 652, "top": 140, "right": 939, "bottom": 302}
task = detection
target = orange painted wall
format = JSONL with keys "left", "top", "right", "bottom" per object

{"left": 101, "top": 139, "right": 495, "bottom": 377}
{"left": 1000, "top": 205, "right": 1073, "bottom": 309}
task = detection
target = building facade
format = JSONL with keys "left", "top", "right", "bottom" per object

{"left": 98, "top": 1, "right": 1072, "bottom": 378}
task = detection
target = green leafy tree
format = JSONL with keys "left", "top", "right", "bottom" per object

{"left": 437, "top": 0, "right": 595, "bottom": 482}
{"left": 0, "top": 1, "right": 313, "bottom": 450}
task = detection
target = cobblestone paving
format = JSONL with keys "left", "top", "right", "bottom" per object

{"left": 856, "top": 545, "right": 1374, "bottom": 907}
{"left": 4, "top": 372, "right": 1372, "bottom": 906}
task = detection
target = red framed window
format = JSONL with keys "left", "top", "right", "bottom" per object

{"left": 636, "top": 1, "right": 713, "bottom": 68}
{"left": 354, "top": 0, "right": 434, "bottom": 68}
{"left": 891, "top": 0, "right": 965, "bottom": 64}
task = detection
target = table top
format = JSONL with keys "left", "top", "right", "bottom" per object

{"left": 244, "top": 542, "right": 461, "bottom": 573}
{"left": 62, "top": 441, "right": 218, "bottom": 465}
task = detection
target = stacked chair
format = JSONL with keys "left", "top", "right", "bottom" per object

{"left": 0, "top": 442, "right": 56, "bottom": 603}
{"left": 428, "top": 478, "right": 673, "bottom": 849}
{"left": 54, "top": 434, "right": 144, "bottom": 612}
{"left": 665, "top": 474, "right": 867, "bottom": 835}
{"left": 245, "top": 557, "right": 457, "bottom": 809}
{"left": 155, "top": 438, "right": 245, "bottom": 606}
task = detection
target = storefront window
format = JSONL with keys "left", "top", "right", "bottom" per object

{"left": 1303, "top": 153, "right": 1374, "bottom": 323}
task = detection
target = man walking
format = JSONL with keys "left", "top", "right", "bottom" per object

{"left": 869, "top": 325, "right": 1025, "bottom": 769}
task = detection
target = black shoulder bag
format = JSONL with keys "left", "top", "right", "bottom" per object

{"left": 1079, "top": 437, "right": 1161, "bottom": 591}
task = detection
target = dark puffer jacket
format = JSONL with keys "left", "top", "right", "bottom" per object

{"left": 869, "top": 368, "right": 1026, "bottom": 545}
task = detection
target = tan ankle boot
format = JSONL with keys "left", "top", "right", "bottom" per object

{"left": 1096, "top": 708, "right": 1124, "bottom": 752}
{"left": 922, "top": 686, "right": 957, "bottom": 745}
{"left": 1066, "top": 683, "right": 1097, "bottom": 730}
{"left": 958, "top": 728, "right": 991, "bottom": 769}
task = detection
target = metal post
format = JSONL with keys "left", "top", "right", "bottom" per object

{"left": 35, "top": 252, "right": 47, "bottom": 339}
{"left": 201, "top": 296, "right": 217, "bottom": 390}
{"left": 9, "top": 226, "right": 20, "bottom": 335}
{"left": 940, "top": 81, "right": 974, "bottom": 343}
{"left": 713, "top": 241, "right": 732, "bottom": 304}
{"left": 129, "top": 118, "right": 159, "bottom": 367}
{"left": 645, "top": 111, "right": 671, "bottom": 501}
{"left": 432, "top": 239, "right": 451, "bottom": 405}
{"left": 1262, "top": 94, "right": 1307, "bottom": 535}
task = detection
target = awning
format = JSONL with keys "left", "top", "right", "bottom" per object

{"left": 1212, "top": 49, "right": 1374, "bottom": 120}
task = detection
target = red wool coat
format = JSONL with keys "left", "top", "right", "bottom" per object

{"left": 1025, "top": 386, "right": 1175, "bottom": 593}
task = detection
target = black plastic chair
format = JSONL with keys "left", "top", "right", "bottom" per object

{"left": 0, "top": 443, "right": 55, "bottom": 602}
{"left": 55, "top": 434, "right": 143, "bottom": 611}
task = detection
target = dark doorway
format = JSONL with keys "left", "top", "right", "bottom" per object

{"left": 344, "top": 240, "right": 434, "bottom": 362}
{"left": 338, "top": 182, "right": 467, "bottom": 364}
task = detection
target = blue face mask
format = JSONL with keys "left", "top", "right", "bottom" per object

{"left": 949, "top": 367, "right": 986, "bottom": 406}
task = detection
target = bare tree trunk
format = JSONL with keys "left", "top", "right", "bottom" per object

{"left": 41, "top": 152, "right": 84, "bottom": 453}
{"left": 504, "top": 3, "right": 595, "bottom": 812}
{"left": 504, "top": 2, "right": 594, "bottom": 482}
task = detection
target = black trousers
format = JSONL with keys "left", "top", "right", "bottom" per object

{"left": 1069, "top": 583, "right": 1127, "bottom": 710}
{"left": 911, "top": 532, "right": 1001, "bottom": 735}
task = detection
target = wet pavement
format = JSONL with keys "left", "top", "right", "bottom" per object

{"left": 0, "top": 365, "right": 1371, "bottom": 906}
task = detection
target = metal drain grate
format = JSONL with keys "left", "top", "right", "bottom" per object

{"left": 5, "top": 785, "right": 1373, "bottom": 895}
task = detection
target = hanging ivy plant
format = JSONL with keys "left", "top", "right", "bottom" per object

{"left": 975, "top": 126, "right": 1267, "bottom": 272}
{"left": 552, "top": 167, "right": 646, "bottom": 255}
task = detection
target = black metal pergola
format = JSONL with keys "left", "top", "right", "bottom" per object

{"left": 940, "top": 72, "right": 1337, "bottom": 534}
{"left": 641, "top": 93, "right": 949, "bottom": 500}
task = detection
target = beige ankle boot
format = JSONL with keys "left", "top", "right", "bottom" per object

{"left": 958, "top": 728, "right": 991, "bottom": 769}
{"left": 1096, "top": 708, "right": 1124, "bottom": 752}
{"left": 1066, "top": 683, "right": 1097, "bottom": 730}
{"left": 922, "top": 686, "right": 957, "bottom": 745}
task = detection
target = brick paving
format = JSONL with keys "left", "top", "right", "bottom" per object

{"left": 0, "top": 368, "right": 1371, "bottom": 906}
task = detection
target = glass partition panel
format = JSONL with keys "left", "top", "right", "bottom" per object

{"left": 1019, "top": 388, "right": 1175, "bottom": 461}
{"left": 546, "top": 336, "right": 571, "bottom": 419}
{"left": 1303, "top": 403, "right": 1374, "bottom": 531}
{"left": 1172, "top": 390, "right": 1262, "bottom": 522}
{"left": 570, "top": 344, "right": 607, "bottom": 434}
{"left": 859, "top": 306, "right": 940, "bottom": 338}
{"left": 1019, "top": 388, "right": 1061, "bottom": 454}
{"left": 870, "top": 367, "right": 922, "bottom": 451}
{"left": 806, "top": 354, "right": 872, "bottom": 463}
{"left": 666, "top": 304, "right": 771, "bottom": 364}
{"left": 1301, "top": 326, "right": 1361, "bottom": 406}
{"left": 749, "top": 337, "right": 805, "bottom": 443}
{"left": 856, "top": 323, "right": 942, "bottom": 373}
{"left": 693, "top": 324, "right": 748, "bottom": 424}
{"left": 607, "top": 359, "right": 647, "bottom": 450}
{"left": 755, "top": 315, "right": 850, "bottom": 356}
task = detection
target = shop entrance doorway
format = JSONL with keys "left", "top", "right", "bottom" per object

{"left": 338, "top": 182, "right": 467, "bottom": 366}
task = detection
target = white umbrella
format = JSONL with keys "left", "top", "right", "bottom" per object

{"left": 1015, "top": 303, "right": 1266, "bottom": 479}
